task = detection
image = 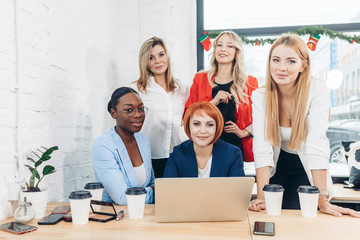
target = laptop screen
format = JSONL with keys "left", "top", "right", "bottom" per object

{"left": 155, "top": 177, "right": 255, "bottom": 222}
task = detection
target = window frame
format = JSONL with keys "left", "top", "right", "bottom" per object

{"left": 196, "top": 0, "right": 360, "bottom": 71}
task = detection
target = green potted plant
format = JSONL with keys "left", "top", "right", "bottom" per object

{"left": 24, "top": 146, "right": 58, "bottom": 192}
{"left": 21, "top": 146, "right": 59, "bottom": 218}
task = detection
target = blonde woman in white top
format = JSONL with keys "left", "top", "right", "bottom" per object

{"left": 131, "top": 37, "right": 189, "bottom": 178}
{"left": 250, "top": 33, "right": 360, "bottom": 217}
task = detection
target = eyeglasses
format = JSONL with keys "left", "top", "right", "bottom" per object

{"left": 118, "top": 106, "right": 148, "bottom": 117}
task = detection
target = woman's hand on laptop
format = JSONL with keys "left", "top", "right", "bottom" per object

{"left": 249, "top": 199, "right": 266, "bottom": 212}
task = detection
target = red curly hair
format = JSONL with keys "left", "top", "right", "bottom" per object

{"left": 183, "top": 101, "right": 224, "bottom": 145}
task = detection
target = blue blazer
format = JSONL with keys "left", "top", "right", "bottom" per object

{"left": 91, "top": 127, "right": 155, "bottom": 204}
{"left": 163, "top": 139, "right": 245, "bottom": 177}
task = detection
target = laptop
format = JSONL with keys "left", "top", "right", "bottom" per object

{"left": 155, "top": 177, "right": 255, "bottom": 222}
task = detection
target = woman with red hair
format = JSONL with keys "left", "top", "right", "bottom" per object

{"left": 163, "top": 101, "right": 244, "bottom": 178}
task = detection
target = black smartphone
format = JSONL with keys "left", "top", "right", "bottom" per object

{"left": 51, "top": 205, "right": 71, "bottom": 214}
{"left": 253, "top": 221, "right": 275, "bottom": 236}
{"left": 38, "top": 213, "right": 65, "bottom": 225}
{"left": 0, "top": 222, "right": 37, "bottom": 234}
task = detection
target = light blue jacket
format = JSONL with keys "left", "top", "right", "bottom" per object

{"left": 91, "top": 127, "right": 154, "bottom": 204}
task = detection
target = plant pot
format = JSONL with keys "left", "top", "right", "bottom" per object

{"left": 20, "top": 189, "right": 49, "bottom": 219}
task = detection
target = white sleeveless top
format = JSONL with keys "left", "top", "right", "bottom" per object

{"left": 133, "top": 163, "right": 147, "bottom": 186}
{"left": 198, "top": 156, "right": 213, "bottom": 178}
{"left": 280, "top": 126, "right": 297, "bottom": 154}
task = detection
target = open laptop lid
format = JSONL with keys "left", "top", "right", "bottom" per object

{"left": 155, "top": 177, "right": 255, "bottom": 222}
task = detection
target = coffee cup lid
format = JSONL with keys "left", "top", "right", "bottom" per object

{"left": 84, "top": 182, "right": 104, "bottom": 189}
{"left": 263, "top": 184, "right": 284, "bottom": 192}
{"left": 69, "top": 190, "right": 92, "bottom": 199}
{"left": 297, "top": 185, "right": 320, "bottom": 194}
{"left": 125, "top": 187, "right": 146, "bottom": 195}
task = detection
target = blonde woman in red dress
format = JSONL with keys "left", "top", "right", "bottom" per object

{"left": 185, "top": 31, "right": 258, "bottom": 162}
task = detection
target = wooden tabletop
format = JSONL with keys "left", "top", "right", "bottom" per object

{"left": 248, "top": 210, "right": 359, "bottom": 240}
{"left": 1, "top": 202, "right": 359, "bottom": 240}
{"left": 0, "top": 203, "right": 251, "bottom": 240}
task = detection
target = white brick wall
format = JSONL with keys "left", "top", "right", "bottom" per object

{"left": 0, "top": 0, "right": 17, "bottom": 220}
{"left": 0, "top": 0, "right": 196, "bottom": 220}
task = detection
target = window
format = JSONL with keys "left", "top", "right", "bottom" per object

{"left": 352, "top": 72, "right": 356, "bottom": 95}
{"left": 358, "top": 69, "right": 360, "bottom": 96}
{"left": 199, "top": 0, "right": 360, "bottom": 177}
{"left": 203, "top": 0, "right": 360, "bottom": 29}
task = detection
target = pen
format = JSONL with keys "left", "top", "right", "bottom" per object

{"left": 116, "top": 210, "right": 124, "bottom": 221}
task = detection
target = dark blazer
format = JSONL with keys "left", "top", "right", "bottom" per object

{"left": 163, "top": 139, "right": 245, "bottom": 177}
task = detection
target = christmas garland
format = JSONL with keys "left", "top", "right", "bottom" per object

{"left": 206, "top": 25, "right": 360, "bottom": 46}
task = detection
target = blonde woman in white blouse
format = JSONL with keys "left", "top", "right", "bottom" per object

{"left": 131, "top": 37, "right": 189, "bottom": 178}
{"left": 250, "top": 33, "right": 360, "bottom": 217}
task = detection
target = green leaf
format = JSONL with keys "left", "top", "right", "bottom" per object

{"left": 29, "top": 175, "right": 35, "bottom": 187}
{"left": 42, "top": 150, "right": 52, "bottom": 157}
{"left": 34, "top": 160, "right": 43, "bottom": 168}
{"left": 49, "top": 146, "right": 59, "bottom": 151}
{"left": 43, "top": 165, "right": 55, "bottom": 175}
{"left": 27, "top": 157, "right": 36, "bottom": 164}
{"left": 42, "top": 146, "right": 59, "bottom": 157}
{"left": 25, "top": 164, "right": 33, "bottom": 170}
{"left": 27, "top": 166, "right": 40, "bottom": 180}
{"left": 39, "top": 155, "right": 51, "bottom": 161}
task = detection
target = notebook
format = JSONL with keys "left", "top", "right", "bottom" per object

{"left": 155, "top": 177, "right": 255, "bottom": 222}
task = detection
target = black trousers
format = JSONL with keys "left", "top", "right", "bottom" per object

{"left": 270, "top": 150, "right": 310, "bottom": 209}
{"left": 151, "top": 158, "right": 168, "bottom": 178}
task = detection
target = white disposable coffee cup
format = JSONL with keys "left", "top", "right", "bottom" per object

{"left": 297, "top": 185, "right": 320, "bottom": 218}
{"left": 263, "top": 184, "right": 284, "bottom": 216}
{"left": 69, "top": 190, "right": 92, "bottom": 225}
{"left": 126, "top": 187, "right": 147, "bottom": 219}
{"left": 84, "top": 182, "right": 104, "bottom": 211}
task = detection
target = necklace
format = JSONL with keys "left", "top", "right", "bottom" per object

{"left": 280, "top": 100, "right": 291, "bottom": 120}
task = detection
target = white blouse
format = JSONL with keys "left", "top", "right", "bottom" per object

{"left": 251, "top": 78, "right": 333, "bottom": 195}
{"left": 198, "top": 156, "right": 213, "bottom": 178}
{"left": 133, "top": 163, "right": 147, "bottom": 187}
{"left": 280, "top": 126, "right": 297, "bottom": 154}
{"left": 131, "top": 77, "right": 189, "bottom": 159}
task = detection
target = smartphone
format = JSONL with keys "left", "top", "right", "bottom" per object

{"left": 38, "top": 213, "right": 65, "bottom": 225}
{"left": 62, "top": 214, "right": 72, "bottom": 222}
{"left": 0, "top": 222, "right": 37, "bottom": 234}
{"left": 253, "top": 221, "right": 275, "bottom": 236}
{"left": 52, "top": 205, "right": 71, "bottom": 214}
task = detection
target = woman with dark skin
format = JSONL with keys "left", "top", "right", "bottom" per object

{"left": 92, "top": 87, "right": 154, "bottom": 204}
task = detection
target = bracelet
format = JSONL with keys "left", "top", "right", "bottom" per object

{"left": 319, "top": 191, "right": 329, "bottom": 198}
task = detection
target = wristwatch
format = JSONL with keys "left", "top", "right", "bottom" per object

{"left": 319, "top": 191, "right": 329, "bottom": 198}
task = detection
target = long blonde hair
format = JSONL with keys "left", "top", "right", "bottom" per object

{"left": 265, "top": 33, "right": 310, "bottom": 149}
{"left": 135, "top": 37, "right": 177, "bottom": 93}
{"left": 208, "top": 31, "right": 248, "bottom": 107}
